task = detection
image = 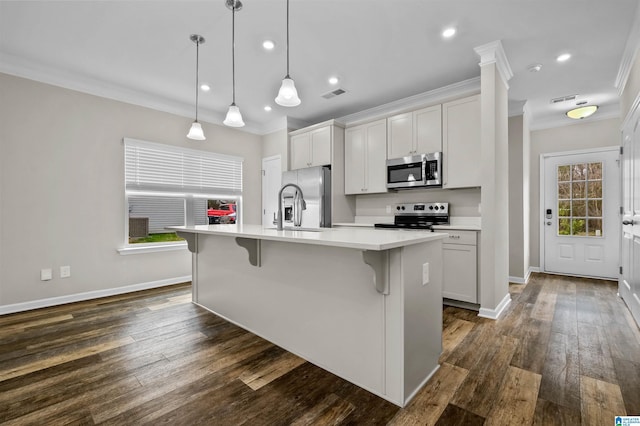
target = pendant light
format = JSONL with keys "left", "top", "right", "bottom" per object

{"left": 187, "top": 34, "right": 206, "bottom": 140}
{"left": 223, "top": 0, "right": 245, "bottom": 127}
{"left": 275, "top": 0, "right": 301, "bottom": 107}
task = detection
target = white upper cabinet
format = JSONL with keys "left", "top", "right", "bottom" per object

{"left": 345, "top": 119, "right": 387, "bottom": 195}
{"left": 387, "top": 105, "right": 441, "bottom": 159}
{"left": 443, "top": 95, "right": 481, "bottom": 189}
{"left": 290, "top": 126, "right": 332, "bottom": 170}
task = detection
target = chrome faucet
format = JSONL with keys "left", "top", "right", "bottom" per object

{"left": 276, "top": 183, "right": 306, "bottom": 230}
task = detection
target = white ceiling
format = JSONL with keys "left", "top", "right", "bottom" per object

{"left": 1, "top": 0, "right": 638, "bottom": 134}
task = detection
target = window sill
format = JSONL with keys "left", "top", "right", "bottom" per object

{"left": 118, "top": 242, "right": 188, "bottom": 256}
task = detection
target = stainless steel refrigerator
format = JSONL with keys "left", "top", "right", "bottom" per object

{"left": 281, "top": 166, "right": 331, "bottom": 229}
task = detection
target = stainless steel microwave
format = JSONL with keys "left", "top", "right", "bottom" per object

{"left": 386, "top": 152, "right": 442, "bottom": 189}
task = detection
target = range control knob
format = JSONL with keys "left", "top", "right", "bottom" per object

{"left": 401, "top": 206, "right": 405, "bottom": 210}
{"left": 434, "top": 205, "right": 439, "bottom": 210}
{"left": 429, "top": 205, "right": 434, "bottom": 210}
{"left": 396, "top": 206, "right": 401, "bottom": 211}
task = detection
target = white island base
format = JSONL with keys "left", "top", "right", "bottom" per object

{"left": 173, "top": 225, "right": 445, "bottom": 407}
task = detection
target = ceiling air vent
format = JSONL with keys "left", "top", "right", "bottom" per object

{"left": 550, "top": 94, "right": 578, "bottom": 104}
{"left": 322, "top": 88, "right": 346, "bottom": 99}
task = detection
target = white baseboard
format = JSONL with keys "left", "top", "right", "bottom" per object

{"left": 478, "top": 293, "right": 512, "bottom": 320}
{"left": 0, "top": 276, "right": 192, "bottom": 315}
{"left": 509, "top": 267, "right": 536, "bottom": 285}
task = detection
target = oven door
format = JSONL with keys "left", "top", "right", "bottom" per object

{"left": 386, "top": 155, "right": 426, "bottom": 189}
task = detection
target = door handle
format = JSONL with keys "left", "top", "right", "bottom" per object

{"left": 546, "top": 221, "right": 552, "bottom": 226}
{"left": 622, "top": 220, "right": 634, "bottom": 225}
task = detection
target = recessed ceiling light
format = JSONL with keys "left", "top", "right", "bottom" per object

{"left": 557, "top": 53, "right": 571, "bottom": 62}
{"left": 442, "top": 27, "right": 456, "bottom": 38}
{"left": 262, "top": 40, "right": 275, "bottom": 50}
{"left": 264, "top": 105, "right": 272, "bottom": 112}
{"left": 328, "top": 76, "right": 339, "bottom": 85}
{"left": 566, "top": 105, "right": 598, "bottom": 119}
{"left": 200, "top": 84, "right": 210, "bottom": 92}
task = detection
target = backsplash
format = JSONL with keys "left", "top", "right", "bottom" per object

{"left": 355, "top": 187, "right": 481, "bottom": 218}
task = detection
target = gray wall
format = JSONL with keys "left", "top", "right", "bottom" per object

{"left": 508, "top": 115, "right": 525, "bottom": 280}
{"left": 0, "top": 73, "right": 262, "bottom": 307}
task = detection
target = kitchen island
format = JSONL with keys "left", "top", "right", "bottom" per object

{"left": 170, "top": 224, "right": 446, "bottom": 407}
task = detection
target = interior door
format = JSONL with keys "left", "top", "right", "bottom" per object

{"left": 261, "top": 156, "right": 281, "bottom": 228}
{"left": 543, "top": 149, "right": 620, "bottom": 279}
{"left": 621, "top": 112, "right": 640, "bottom": 325}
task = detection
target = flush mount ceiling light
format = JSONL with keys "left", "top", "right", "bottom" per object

{"left": 275, "top": 0, "right": 301, "bottom": 107}
{"left": 442, "top": 27, "right": 456, "bottom": 38}
{"left": 223, "top": 0, "right": 245, "bottom": 128}
{"left": 557, "top": 53, "right": 571, "bottom": 62}
{"left": 566, "top": 105, "right": 598, "bottom": 119}
{"left": 187, "top": 34, "right": 206, "bottom": 140}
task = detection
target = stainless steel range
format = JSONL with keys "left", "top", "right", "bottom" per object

{"left": 374, "top": 202, "right": 449, "bottom": 232}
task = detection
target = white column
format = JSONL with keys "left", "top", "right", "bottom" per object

{"left": 474, "top": 40, "right": 513, "bottom": 319}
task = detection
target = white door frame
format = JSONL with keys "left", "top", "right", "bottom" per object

{"left": 539, "top": 146, "right": 621, "bottom": 279}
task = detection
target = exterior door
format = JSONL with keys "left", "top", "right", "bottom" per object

{"left": 621, "top": 109, "right": 640, "bottom": 325}
{"left": 542, "top": 149, "right": 620, "bottom": 279}
{"left": 261, "top": 155, "right": 281, "bottom": 228}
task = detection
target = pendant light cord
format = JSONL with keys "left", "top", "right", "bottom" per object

{"left": 286, "top": 0, "right": 290, "bottom": 77}
{"left": 195, "top": 38, "right": 200, "bottom": 122}
{"left": 232, "top": 1, "right": 236, "bottom": 104}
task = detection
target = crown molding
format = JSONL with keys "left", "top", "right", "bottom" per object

{"left": 508, "top": 100, "right": 527, "bottom": 117}
{"left": 474, "top": 40, "right": 514, "bottom": 89}
{"left": 337, "top": 77, "right": 480, "bottom": 126}
{"left": 615, "top": 3, "right": 640, "bottom": 97}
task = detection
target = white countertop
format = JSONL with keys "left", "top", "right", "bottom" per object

{"left": 169, "top": 224, "right": 447, "bottom": 251}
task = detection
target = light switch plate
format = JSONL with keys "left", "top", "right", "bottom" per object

{"left": 41, "top": 268, "right": 53, "bottom": 281}
{"left": 60, "top": 265, "right": 71, "bottom": 278}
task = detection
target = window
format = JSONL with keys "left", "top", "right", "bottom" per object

{"left": 557, "top": 162, "right": 603, "bottom": 236}
{"left": 124, "top": 138, "right": 243, "bottom": 246}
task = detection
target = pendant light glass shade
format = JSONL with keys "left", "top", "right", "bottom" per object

{"left": 187, "top": 34, "right": 206, "bottom": 140}
{"left": 187, "top": 121, "right": 206, "bottom": 140}
{"left": 223, "top": 0, "right": 245, "bottom": 128}
{"left": 275, "top": 76, "right": 301, "bottom": 106}
{"left": 275, "top": 0, "right": 301, "bottom": 107}
{"left": 223, "top": 103, "right": 245, "bottom": 127}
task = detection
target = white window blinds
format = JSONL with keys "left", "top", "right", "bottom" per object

{"left": 124, "top": 138, "right": 243, "bottom": 195}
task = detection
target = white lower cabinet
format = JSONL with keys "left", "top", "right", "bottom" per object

{"left": 442, "top": 230, "right": 478, "bottom": 303}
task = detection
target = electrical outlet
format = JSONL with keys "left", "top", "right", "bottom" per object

{"left": 41, "top": 268, "right": 53, "bottom": 281}
{"left": 386, "top": 205, "right": 392, "bottom": 214}
{"left": 422, "top": 263, "right": 429, "bottom": 285}
{"left": 60, "top": 265, "right": 71, "bottom": 278}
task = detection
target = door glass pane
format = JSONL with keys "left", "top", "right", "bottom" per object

{"left": 588, "top": 219, "right": 603, "bottom": 236}
{"left": 556, "top": 161, "right": 603, "bottom": 237}
{"left": 588, "top": 181, "right": 602, "bottom": 198}
{"left": 572, "top": 218, "right": 586, "bottom": 236}
{"left": 572, "top": 181, "right": 586, "bottom": 198}
{"left": 558, "top": 183, "right": 571, "bottom": 199}
{"left": 572, "top": 163, "right": 587, "bottom": 180}
{"left": 558, "top": 200, "right": 571, "bottom": 216}
{"left": 572, "top": 200, "right": 586, "bottom": 216}
{"left": 558, "top": 165, "right": 571, "bottom": 182}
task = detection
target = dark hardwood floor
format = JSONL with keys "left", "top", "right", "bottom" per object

{"left": 1, "top": 273, "right": 639, "bottom": 425}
